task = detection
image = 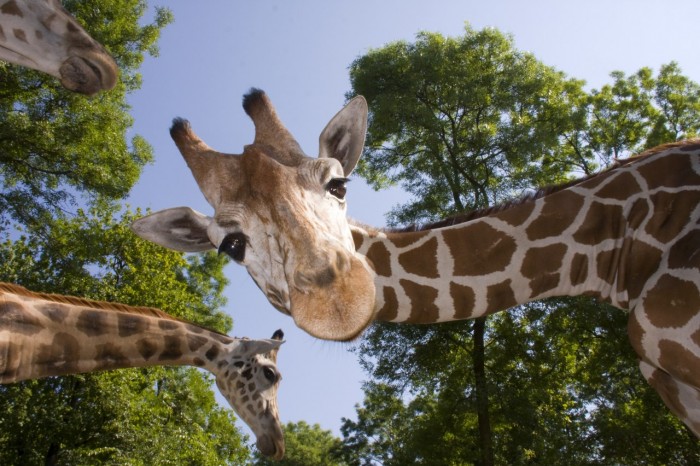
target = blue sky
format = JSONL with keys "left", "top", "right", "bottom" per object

{"left": 126, "top": 0, "right": 700, "bottom": 440}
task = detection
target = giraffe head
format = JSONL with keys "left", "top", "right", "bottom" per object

{"left": 132, "top": 89, "right": 376, "bottom": 341}
{"left": 0, "top": 0, "right": 118, "bottom": 94}
{"left": 216, "top": 329, "right": 285, "bottom": 460}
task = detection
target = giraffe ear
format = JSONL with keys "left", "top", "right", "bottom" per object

{"left": 318, "top": 95, "right": 368, "bottom": 176}
{"left": 131, "top": 207, "right": 214, "bottom": 252}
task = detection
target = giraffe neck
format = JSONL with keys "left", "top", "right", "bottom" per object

{"left": 0, "top": 283, "right": 235, "bottom": 383}
{"left": 352, "top": 141, "right": 700, "bottom": 324}
{"left": 352, "top": 203, "right": 613, "bottom": 324}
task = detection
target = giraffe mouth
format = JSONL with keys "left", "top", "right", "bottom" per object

{"left": 59, "top": 50, "right": 118, "bottom": 95}
{"left": 256, "top": 431, "right": 285, "bottom": 460}
{"left": 289, "top": 256, "right": 376, "bottom": 341}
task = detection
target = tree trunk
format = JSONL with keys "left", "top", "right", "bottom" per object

{"left": 473, "top": 316, "right": 494, "bottom": 466}
{"left": 44, "top": 443, "right": 60, "bottom": 466}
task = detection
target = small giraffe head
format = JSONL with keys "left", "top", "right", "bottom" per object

{"left": 217, "top": 329, "right": 285, "bottom": 460}
{"left": 0, "top": 0, "right": 118, "bottom": 94}
{"left": 132, "top": 89, "right": 376, "bottom": 341}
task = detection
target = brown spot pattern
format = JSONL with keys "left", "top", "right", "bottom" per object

{"left": 76, "top": 310, "right": 108, "bottom": 337}
{"left": 351, "top": 230, "right": 364, "bottom": 250}
{"left": 485, "top": 280, "right": 517, "bottom": 315}
{"left": 137, "top": 338, "right": 157, "bottom": 360}
{"left": 623, "top": 240, "right": 663, "bottom": 301}
{"left": 521, "top": 243, "right": 567, "bottom": 297}
{"left": 645, "top": 191, "right": 700, "bottom": 243}
{"left": 1, "top": 1, "right": 22, "bottom": 16}
{"left": 39, "top": 305, "right": 68, "bottom": 323}
{"left": 647, "top": 367, "right": 687, "bottom": 417}
{"left": 627, "top": 198, "right": 649, "bottom": 230}
{"left": 572, "top": 202, "right": 624, "bottom": 245}
{"left": 205, "top": 344, "right": 220, "bottom": 361}
{"left": 637, "top": 153, "right": 700, "bottom": 189}
{"left": 450, "top": 282, "right": 475, "bottom": 319}
{"left": 400, "top": 279, "right": 439, "bottom": 323}
{"left": 376, "top": 286, "right": 398, "bottom": 321}
{"left": 570, "top": 253, "right": 589, "bottom": 286}
{"left": 159, "top": 336, "right": 183, "bottom": 360}
{"left": 366, "top": 242, "right": 391, "bottom": 277}
{"left": 398, "top": 237, "right": 439, "bottom": 278}
{"left": 158, "top": 320, "right": 179, "bottom": 331}
{"left": 493, "top": 200, "right": 535, "bottom": 227}
{"left": 389, "top": 231, "right": 430, "bottom": 248}
{"left": 657, "top": 340, "right": 700, "bottom": 388}
{"left": 187, "top": 334, "right": 208, "bottom": 351}
{"left": 526, "top": 190, "right": 584, "bottom": 241}
{"left": 596, "top": 249, "right": 619, "bottom": 286}
{"left": 668, "top": 230, "right": 700, "bottom": 270}
{"left": 521, "top": 243, "right": 567, "bottom": 279}
{"left": 0, "top": 301, "right": 42, "bottom": 335}
{"left": 96, "top": 342, "right": 127, "bottom": 368}
{"left": 118, "top": 313, "right": 149, "bottom": 337}
{"left": 595, "top": 171, "right": 642, "bottom": 200}
{"left": 443, "top": 222, "right": 517, "bottom": 276}
{"left": 35, "top": 333, "right": 79, "bottom": 374}
{"left": 12, "top": 28, "right": 26, "bottom": 43}
{"left": 643, "top": 275, "right": 700, "bottom": 328}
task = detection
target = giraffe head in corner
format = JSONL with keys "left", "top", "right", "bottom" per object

{"left": 132, "top": 89, "right": 375, "bottom": 341}
{"left": 0, "top": 0, "right": 118, "bottom": 94}
{"left": 217, "top": 329, "right": 285, "bottom": 460}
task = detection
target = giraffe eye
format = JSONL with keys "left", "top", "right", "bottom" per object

{"left": 262, "top": 366, "right": 277, "bottom": 383}
{"left": 326, "top": 178, "right": 349, "bottom": 200}
{"left": 218, "top": 233, "right": 247, "bottom": 262}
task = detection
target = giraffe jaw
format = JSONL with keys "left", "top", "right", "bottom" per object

{"left": 257, "top": 429, "right": 285, "bottom": 460}
{"left": 289, "top": 256, "right": 376, "bottom": 341}
{"left": 59, "top": 49, "right": 118, "bottom": 95}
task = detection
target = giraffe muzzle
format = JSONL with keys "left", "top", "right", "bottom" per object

{"left": 59, "top": 49, "right": 118, "bottom": 95}
{"left": 289, "top": 255, "right": 376, "bottom": 341}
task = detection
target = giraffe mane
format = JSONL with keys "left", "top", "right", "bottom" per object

{"left": 393, "top": 138, "right": 700, "bottom": 233}
{"left": 0, "top": 282, "right": 226, "bottom": 336}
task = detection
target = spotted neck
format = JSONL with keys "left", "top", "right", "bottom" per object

{"left": 351, "top": 141, "right": 700, "bottom": 324}
{"left": 0, "top": 282, "right": 286, "bottom": 459}
{"left": 0, "top": 283, "right": 235, "bottom": 381}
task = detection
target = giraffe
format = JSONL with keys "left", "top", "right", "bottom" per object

{"left": 0, "top": 0, "right": 118, "bottom": 94}
{"left": 131, "top": 89, "right": 700, "bottom": 436}
{"left": 0, "top": 282, "right": 285, "bottom": 459}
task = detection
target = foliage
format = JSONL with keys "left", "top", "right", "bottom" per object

{"left": 343, "top": 24, "right": 700, "bottom": 465}
{"left": 252, "top": 421, "right": 347, "bottom": 466}
{"left": 0, "top": 0, "right": 173, "bottom": 231}
{"left": 0, "top": 205, "right": 250, "bottom": 465}
{"left": 348, "top": 24, "right": 587, "bottom": 225}
{"left": 0, "top": 1, "right": 254, "bottom": 463}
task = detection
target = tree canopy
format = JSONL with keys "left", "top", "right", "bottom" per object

{"left": 342, "top": 24, "right": 700, "bottom": 465}
{"left": 0, "top": 0, "right": 172, "bottom": 231}
{"left": 0, "top": 1, "right": 256, "bottom": 464}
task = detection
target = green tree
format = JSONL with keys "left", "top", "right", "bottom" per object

{"left": 252, "top": 421, "right": 346, "bottom": 466}
{"left": 0, "top": 206, "right": 250, "bottom": 465}
{"left": 343, "top": 24, "right": 700, "bottom": 465}
{"left": 0, "top": 2, "right": 255, "bottom": 463}
{"left": 348, "top": 25, "right": 586, "bottom": 466}
{"left": 0, "top": 0, "right": 172, "bottom": 230}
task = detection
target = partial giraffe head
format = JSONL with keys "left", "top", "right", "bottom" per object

{"left": 0, "top": 0, "right": 118, "bottom": 94}
{"left": 132, "top": 89, "right": 375, "bottom": 341}
{"left": 216, "top": 329, "right": 285, "bottom": 460}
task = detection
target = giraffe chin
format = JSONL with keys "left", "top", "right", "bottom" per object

{"left": 289, "top": 257, "right": 376, "bottom": 342}
{"left": 59, "top": 51, "right": 118, "bottom": 95}
{"left": 256, "top": 433, "right": 285, "bottom": 460}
